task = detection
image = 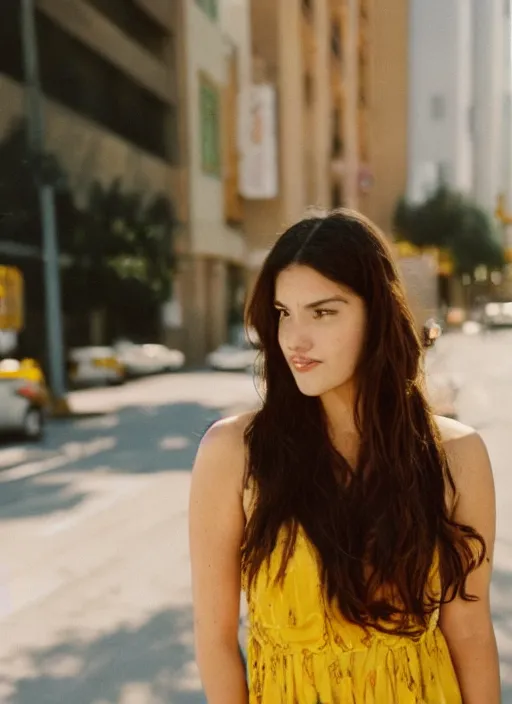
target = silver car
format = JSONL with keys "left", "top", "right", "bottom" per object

{"left": 206, "top": 341, "right": 259, "bottom": 372}
{"left": 0, "top": 359, "right": 47, "bottom": 440}
{"left": 114, "top": 341, "right": 185, "bottom": 377}
{"left": 68, "top": 346, "right": 125, "bottom": 387}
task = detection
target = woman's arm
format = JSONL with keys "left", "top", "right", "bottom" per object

{"left": 439, "top": 429, "right": 501, "bottom": 704}
{"left": 189, "top": 416, "right": 249, "bottom": 704}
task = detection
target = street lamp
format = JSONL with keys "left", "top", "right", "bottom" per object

{"left": 20, "top": 0, "right": 68, "bottom": 411}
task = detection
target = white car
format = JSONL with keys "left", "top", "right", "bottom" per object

{"left": 483, "top": 301, "right": 512, "bottom": 328}
{"left": 114, "top": 341, "right": 185, "bottom": 377}
{"left": 206, "top": 342, "right": 259, "bottom": 372}
{"left": 0, "top": 359, "right": 48, "bottom": 439}
{"left": 68, "top": 346, "right": 125, "bottom": 387}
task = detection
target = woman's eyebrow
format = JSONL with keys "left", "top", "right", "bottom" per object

{"left": 273, "top": 296, "right": 348, "bottom": 309}
{"left": 303, "top": 296, "right": 347, "bottom": 309}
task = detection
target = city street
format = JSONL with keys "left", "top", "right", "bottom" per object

{"left": 0, "top": 331, "right": 511, "bottom": 703}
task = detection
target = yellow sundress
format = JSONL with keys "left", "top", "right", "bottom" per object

{"left": 242, "top": 524, "right": 462, "bottom": 703}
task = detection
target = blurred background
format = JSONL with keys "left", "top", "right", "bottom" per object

{"left": 0, "top": 0, "right": 511, "bottom": 702}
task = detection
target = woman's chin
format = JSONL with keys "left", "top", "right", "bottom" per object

{"left": 294, "top": 377, "right": 330, "bottom": 397}
{"left": 294, "top": 373, "right": 355, "bottom": 399}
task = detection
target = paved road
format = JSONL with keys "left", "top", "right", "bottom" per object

{"left": 427, "top": 328, "right": 512, "bottom": 697}
{"left": 0, "top": 331, "right": 510, "bottom": 703}
{"left": 0, "top": 372, "right": 260, "bottom": 704}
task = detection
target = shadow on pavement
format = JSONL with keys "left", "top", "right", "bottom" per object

{"left": 0, "top": 400, "right": 225, "bottom": 521}
{"left": 1, "top": 605, "right": 204, "bottom": 704}
{"left": 0, "top": 480, "right": 87, "bottom": 521}
{"left": 61, "top": 400, "right": 224, "bottom": 473}
{"left": 55, "top": 391, "right": 226, "bottom": 462}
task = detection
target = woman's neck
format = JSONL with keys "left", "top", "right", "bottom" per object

{"left": 321, "top": 383, "right": 361, "bottom": 467}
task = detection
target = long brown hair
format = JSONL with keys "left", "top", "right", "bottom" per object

{"left": 242, "top": 209, "right": 485, "bottom": 637}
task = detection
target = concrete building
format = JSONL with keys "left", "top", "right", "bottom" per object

{"left": 407, "top": 0, "right": 473, "bottom": 203}
{"left": 472, "top": 0, "right": 508, "bottom": 214}
{"left": 407, "top": 0, "right": 511, "bottom": 217}
{"left": 243, "top": 0, "right": 411, "bottom": 278}
{"left": 244, "top": 0, "right": 365, "bottom": 276}
{"left": 405, "top": 0, "right": 512, "bottom": 299}
{"left": 0, "top": 0, "right": 255, "bottom": 364}
{"left": 359, "top": 0, "right": 409, "bottom": 234}
{"left": 0, "top": 0, "right": 184, "bottom": 220}
{"left": 172, "top": 0, "right": 251, "bottom": 363}
{"left": 0, "top": 0, "right": 186, "bottom": 348}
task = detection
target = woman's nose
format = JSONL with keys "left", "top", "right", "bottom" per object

{"left": 283, "top": 323, "right": 313, "bottom": 353}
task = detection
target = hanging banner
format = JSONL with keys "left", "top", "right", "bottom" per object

{"left": 238, "top": 84, "right": 279, "bottom": 199}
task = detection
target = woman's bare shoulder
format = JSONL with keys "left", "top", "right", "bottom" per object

{"left": 193, "top": 411, "right": 256, "bottom": 495}
{"left": 434, "top": 415, "right": 490, "bottom": 487}
{"left": 434, "top": 415, "right": 477, "bottom": 446}
{"left": 201, "top": 410, "right": 256, "bottom": 448}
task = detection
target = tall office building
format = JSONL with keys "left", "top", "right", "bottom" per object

{"left": 0, "top": 0, "right": 189, "bottom": 353}
{"left": 407, "top": 0, "right": 511, "bottom": 217}
{"left": 407, "top": 0, "right": 473, "bottom": 202}
{"left": 171, "top": 0, "right": 251, "bottom": 363}
{"left": 0, "top": 0, "right": 183, "bottom": 216}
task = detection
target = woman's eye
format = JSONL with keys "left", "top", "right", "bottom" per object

{"left": 313, "top": 309, "right": 335, "bottom": 319}
{"left": 276, "top": 309, "right": 289, "bottom": 319}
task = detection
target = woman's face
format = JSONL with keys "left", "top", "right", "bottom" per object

{"left": 275, "top": 265, "right": 367, "bottom": 398}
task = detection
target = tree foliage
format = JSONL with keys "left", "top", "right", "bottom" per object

{"left": 0, "top": 118, "right": 177, "bottom": 348}
{"left": 70, "top": 179, "right": 176, "bottom": 311}
{"left": 394, "top": 186, "right": 505, "bottom": 274}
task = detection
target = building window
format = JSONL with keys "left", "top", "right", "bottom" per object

{"left": 331, "top": 182, "right": 343, "bottom": 208}
{"left": 331, "top": 107, "right": 344, "bottom": 157}
{"left": 431, "top": 94, "right": 446, "bottom": 121}
{"left": 302, "top": 0, "right": 313, "bottom": 18}
{"left": 332, "top": 134, "right": 344, "bottom": 158}
{"left": 304, "top": 73, "right": 313, "bottom": 106}
{"left": 0, "top": 2, "right": 24, "bottom": 83}
{"left": 196, "top": 0, "right": 218, "bottom": 21}
{"left": 331, "top": 21, "right": 342, "bottom": 58}
{"left": 200, "top": 74, "right": 221, "bottom": 176}
{"left": 86, "top": 0, "right": 170, "bottom": 59}
{"left": 36, "top": 12, "right": 177, "bottom": 162}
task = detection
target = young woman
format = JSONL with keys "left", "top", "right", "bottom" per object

{"left": 189, "top": 210, "right": 500, "bottom": 703}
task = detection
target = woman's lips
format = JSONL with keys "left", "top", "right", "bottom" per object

{"left": 290, "top": 356, "right": 321, "bottom": 373}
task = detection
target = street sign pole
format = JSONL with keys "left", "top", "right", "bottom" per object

{"left": 20, "top": 0, "right": 67, "bottom": 407}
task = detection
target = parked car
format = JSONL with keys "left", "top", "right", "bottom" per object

{"left": 206, "top": 340, "right": 259, "bottom": 372}
{"left": 0, "top": 358, "right": 48, "bottom": 439}
{"left": 114, "top": 340, "right": 185, "bottom": 377}
{"left": 482, "top": 301, "right": 512, "bottom": 328}
{"left": 68, "top": 346, "right": 125, "bottom": 387}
